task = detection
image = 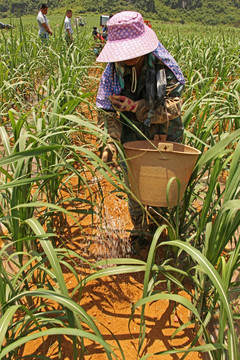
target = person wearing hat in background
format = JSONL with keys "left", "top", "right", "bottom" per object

{"left": 64, "top": 9, "right": 74, "bottom": 45}
{"left": 37, "top": 3, "right": 52, "bottom": 43}
{"left": 96, "top": 11, "right": 185, "bottom": 248}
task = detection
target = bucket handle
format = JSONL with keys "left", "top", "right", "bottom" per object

{"left": 162, "top": 104, "right": 170, "bottom": 139}
{"left": 153, "top": 105, "right": 170, "bottom": 143}
{"left": 158, "top": 142, "right": 173, "bottom": 152}
{"left": 155, "top": 104, "right": 170, "bottom": 143}
{"left": 154, "top": 109, "right": 173, "bottom": 151}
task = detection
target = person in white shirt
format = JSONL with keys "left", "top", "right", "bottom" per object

{"left": 37, "top": 3, "right": 52, "bottom": 43}
{"left": 64, "top": 10, "right": 73, "bottom": 45}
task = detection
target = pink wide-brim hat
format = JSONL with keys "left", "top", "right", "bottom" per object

{"left": 96, "top": 11, "right": 159, "bottom": 63}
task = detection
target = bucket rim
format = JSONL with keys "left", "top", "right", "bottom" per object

{"left": 123, "top": 140, "right": 202, "bottom": 155}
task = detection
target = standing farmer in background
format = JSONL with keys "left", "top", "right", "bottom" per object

{"left": 64, "top": 9, "right": 74, "bottom": 46}
{"left": 96, "top": 11, "right": 185, "bottom": 248}
{"left": 37, "top": 3, "right": 52, "bottom": 43}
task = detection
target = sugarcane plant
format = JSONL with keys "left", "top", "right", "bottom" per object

{"left": 0, "top": 15, "right": 239, "bottom": 360}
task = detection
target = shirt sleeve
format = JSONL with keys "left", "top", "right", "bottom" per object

{"left": 96, "top": 63, "right": 122, "bottom": 110}
{"left": 37, "top": 13, "right": 46, "bottom": 24}
{"left": 64, "top": 18, "right": 70, "bottom": 30}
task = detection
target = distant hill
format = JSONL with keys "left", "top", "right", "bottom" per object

{"left": 0, "top": 0, "right": 240, "bottom": 26}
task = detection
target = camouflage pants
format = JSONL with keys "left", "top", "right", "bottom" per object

{"left": 97, "top": 110, "right": 121, "bottom": 156}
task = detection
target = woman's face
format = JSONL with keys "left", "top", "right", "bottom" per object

{"left": 121, "top": 56, "right": 143, "bottom": 67}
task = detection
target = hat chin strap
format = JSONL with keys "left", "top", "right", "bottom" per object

{"left": 131, "top": 66, "right": 137, "bottom": 93}
{"left": 129, "top": 55, "right": 144, "bottom": 93}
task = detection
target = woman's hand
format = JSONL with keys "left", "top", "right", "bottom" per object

{"left": 109, "top": 95, "right": 137, "bottom": 112}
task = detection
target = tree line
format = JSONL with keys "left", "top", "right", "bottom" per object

{"left": 0, "top": 0, "right": 239, "bottom": 26}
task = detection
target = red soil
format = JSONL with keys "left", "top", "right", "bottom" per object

{"left": 19, "top": 175, "right": 204, "bottom": 359}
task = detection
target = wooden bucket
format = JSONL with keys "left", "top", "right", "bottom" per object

{"left": 123, "top": 139, "right": 201, "bottom": 207}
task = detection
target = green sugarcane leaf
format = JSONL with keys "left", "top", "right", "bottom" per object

{"left": 161, "top": 240, "right": 239, "bottom": 358}
{"left": 6, "top": 289, "right": 102, "bottom": 339}
{"left": 0, "top": 305, "right": 21, "bottom": 351}
{"left": 0, "top": 327, "right": 115, "bottom": 360}
{"left": 133, "top": 293, "right": 201, "bottom": 322}
{"left": 82, "top": 265, "right": 147, "bottom": 284}
{"left": 139, "top": 342, "right": 225, "bottom": 359}
{"left": 0, "top": 145, "right": 61, "bottom": 166}
{"left": 196, "top": 129, "right": 240, "bottom": 169}
{"left": 96, "top": 258, "right": 146, "bottom": 266}
{"left": 25, "top": 219, "right": 68, "bottom": 297}
{"left": 0, "top": 174, "right": 59, "bottom": 190}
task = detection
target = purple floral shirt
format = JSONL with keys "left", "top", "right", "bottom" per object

{"left": 96, "top": 41, "right": 185, "bottom": 110}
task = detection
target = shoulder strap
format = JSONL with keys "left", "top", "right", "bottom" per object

{"left": 144, "top": 59, "right": 167, "bottom": 127}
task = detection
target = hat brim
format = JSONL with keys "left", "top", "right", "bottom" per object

{"left": 96, "top": 24, "right": 159, "bottom": 63}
